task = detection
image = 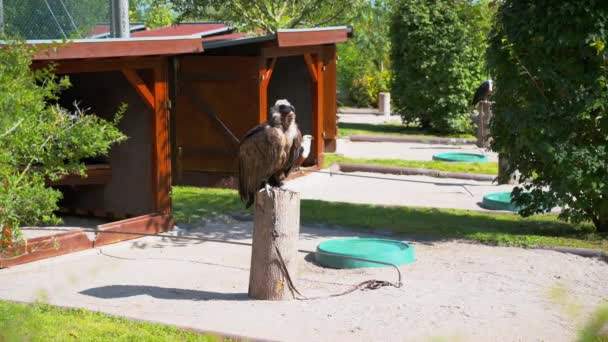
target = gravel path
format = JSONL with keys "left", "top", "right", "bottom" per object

{"left": 1, "top": 218, "right": 606, "bottom": 341}
{"left": 335, "top": 138, "right": 499, "bottom": 163}
{"left": 286, "top": 170, "right": 513, "bottom": 212}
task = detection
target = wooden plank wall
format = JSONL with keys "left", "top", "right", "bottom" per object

{"left": 175, "top": 56, "right": 259, "bottom": 178}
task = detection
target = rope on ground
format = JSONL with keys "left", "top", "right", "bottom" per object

{"left": 19, "top": 226, "right": 404, "bottom": 299}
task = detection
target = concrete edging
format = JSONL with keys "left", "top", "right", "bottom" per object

{"left": 331, "top": 162, "right": 496, "bottom": 182}
{"left": 536, "top": 246, "right": 608, "bottom": 261}
{"left": 349, "top": 134, "right": 477, "bottom": 145}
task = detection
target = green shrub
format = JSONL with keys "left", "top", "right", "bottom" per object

{"left": 487, "top": 0, "right": 608, "bottom": 232}
{"left": 0, "top": 42, "right": 126, "bottom": 248}
{"left": 390, "top": 0, "right": 494, "bottom": 133}
{"left": 349, "top": 69, "right": 391, "bottom": 108}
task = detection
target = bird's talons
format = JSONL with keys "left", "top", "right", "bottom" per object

{"left": 264, "top": 183, "right": 272, "bottom": 196}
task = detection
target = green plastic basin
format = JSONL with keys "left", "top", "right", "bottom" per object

{"left": 481, "top": 191, "right": 522, "bottom": 212}
{"left": 315, "top": 238, "right": 415, "bottom": 269}
{"left": 432, "top": 152, "right": 489, "bottom": 163}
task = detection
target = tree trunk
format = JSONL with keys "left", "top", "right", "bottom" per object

{"left": 248, "top": 188, "right": 301, "bottom": 300}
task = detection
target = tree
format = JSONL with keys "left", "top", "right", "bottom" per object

{"left": 2, "top": 0, "right": 108, "bottom": 39}
{"left": 487, "top": 0, "right": 608, "bottom": 232}
{"left": 171, "top": 0, "right": 364, "bottom": 33}
{"left": 390, "top": 0, "right": 494, "bottom": 133}
{"left": 130, "top": 0, "right": 176, "bottom": 29}
{"left": 0, "top": 42, "right": 126, "bottom": 249}
{"left": 337, "top": 0, "right": 391, "bottom": 107}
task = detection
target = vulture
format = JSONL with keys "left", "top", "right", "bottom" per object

{"left": 238, "top": 99, "right": 306, "bottom": 208}
{"left": 471, "top": 78, "right": 494, "bottom": 106}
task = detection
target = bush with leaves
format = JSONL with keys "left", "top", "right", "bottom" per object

{"left": 0, "top": 42, "right": 126, "bottom": 249}
{"left": 337, "top": 1, "right": 392, "bottom": 108}
{"left": 487, "top": 0, "right": 608, "bottom": 232}
{"left": 172, "top": 0, "right": 364, "bottom": 33}
{"left": 130, "top": 0, "right": 177, "bottom": 29}
{"left": 390, "top": 0, "right": 494, "bottom": 133}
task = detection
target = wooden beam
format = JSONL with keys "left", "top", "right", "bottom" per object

{"left": 258, "top": 58, "right": 269, "bottom": 124}
{"left": 32, "top": 57, "right": 162, "bottom": 74}
{"left": 122, "top": 68, "right": 155, "bottom": 111}
{"left": 276, "top": 28, "right": 348, "bottom": 47}
{"left": 32, "top": 37, "right": 204, "bottom": 61}
{"left": 312, "top": 54, "right": 325, "bottom": 166}
{"left": 264, "top": 57, "right": 277, "bottom": 85}
{"left": 153, "top": 60, "right": 172, "bottom": 215}
{"left": 261, "top": 45, "right": 322, "bottom": 58}
{"left": 303, "top": 54, "right": 318, "bottom": 83}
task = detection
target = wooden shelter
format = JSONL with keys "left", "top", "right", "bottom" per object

{"left": 0, "top": 24, "right": 349, "bottom": 267}
{"left": 173, "top": 26, "right": 349, "bottom": 187}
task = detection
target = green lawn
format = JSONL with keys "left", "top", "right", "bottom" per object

{"left": 323, "top": 154, "right": 498, "bottom": 175}
{"left": 338, "top": 122, "right": 475, "bottom": 139}
{"left": 0, "top": 301, "right": 233, "bottom": 342}
{"left": 173, "top": 187, "right": 607, "bottom": 251}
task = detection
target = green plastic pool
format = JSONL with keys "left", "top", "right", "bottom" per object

{"left": 315, "top": 238, "right": 415, "bottom": 269}
{"left": 481, "top": 191, "right": 522, "bottom": 212}
{"left": 432, "top": 152, "right": 489, "bottom": 163}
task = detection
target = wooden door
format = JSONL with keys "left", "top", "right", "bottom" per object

{"left": 174, "top": 56, "right": 260, "bottom": 180}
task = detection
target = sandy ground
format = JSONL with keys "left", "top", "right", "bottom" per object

{"left": 335, "top": 138, "right": 498, "bottom": 162}
{"left": 1, "top": 217, "right": 606, "bottom": 341}
{"left": 286, "top": 170, "right": 514, "bottom": 212}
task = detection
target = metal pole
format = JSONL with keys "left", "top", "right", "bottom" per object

{"left": 110, "top": 0, "right": 129, "bottom": 38}
{"left": 0, "top": 0, "right": 5, "bottom": 36}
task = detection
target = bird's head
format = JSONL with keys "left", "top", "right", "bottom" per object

{"left": 272, "top": 99, "right": 296, "bottom": 127}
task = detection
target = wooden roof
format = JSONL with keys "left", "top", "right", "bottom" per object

{"left": 23, "top": 25, "right": 351, "bottom": 61}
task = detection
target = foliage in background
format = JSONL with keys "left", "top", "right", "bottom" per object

{"left": 130, "top": 0, "right": 177, "bottom": 29}
{"left": 487, "top": 0, "right": 608, "bottom": 232}
{"left": 2, "top": 0, "right": 108, "bottom": 39}
{"left": 0, "top": 42, "right": 125, "bottom": 249}
{"left": 337, "top": 0, "right": 392, "bottom": 107}
{"left": 390, "top": 0, "right": 495, "bottom": 133}
{"left": 171, "top": 0, "right": 364, "bottom": 33}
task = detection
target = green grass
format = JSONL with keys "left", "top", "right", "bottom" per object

{"left": 323, "top": 154, "right": 498, "bottom": 175}
{"left": 172, "top": 186, "right": 608, "bottom": 251}
{"left": 0, "top": 300, "right": 233, "bottom": 342}
{"left": 338, "top": 122, "right": 475, "bottom": 139}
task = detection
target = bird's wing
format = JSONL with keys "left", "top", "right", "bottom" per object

{"left": 241, "top": 122, "right": 267, "bottom": 142}
{"left": 472, "top": 81, "right": 489, "bottom": 106}
{"left": 283, "top": 128, "right": 303, "bottom": 177}
{"left": 238, "top": 126, "right": 284, "bottom": 208}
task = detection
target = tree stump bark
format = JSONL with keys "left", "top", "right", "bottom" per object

{"left": 477, "top": 101, "right": 492, "bottom": 149}
{"left": 248, "top": 188, "right": 301, "bottom": 300}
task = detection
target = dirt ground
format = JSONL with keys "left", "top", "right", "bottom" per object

{"left": 1, "top": 216, "right": 606, "bottom": 341}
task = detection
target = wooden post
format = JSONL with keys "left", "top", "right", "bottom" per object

{"left": 477, "top": 100, "right": 492, "bottom": 149}
{"left": 249, "top": 188, "right": 301, "bottom": 300}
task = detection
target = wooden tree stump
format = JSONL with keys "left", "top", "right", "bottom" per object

{"left": 248, "top": 188, "right": 301, "bottom": 300}
{"left": 477, "top": 100, "right": 493, "bottom": 149}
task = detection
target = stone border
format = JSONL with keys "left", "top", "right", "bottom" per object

{"left": 536, "top": 246, "right": 608, "bottom": 261}
{"left": 348, "top": 134, "right": 477, "bottom": 145}
{"left": 331, "top": 162, "right": 496, "bottom": 182}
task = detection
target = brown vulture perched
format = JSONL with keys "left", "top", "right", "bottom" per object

{"left": 238, "top": 99, "right": 305, "bottom": 208}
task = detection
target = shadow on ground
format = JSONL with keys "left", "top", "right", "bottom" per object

{"left": 80, "top": 285, "right": 248, "bottom": 301}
